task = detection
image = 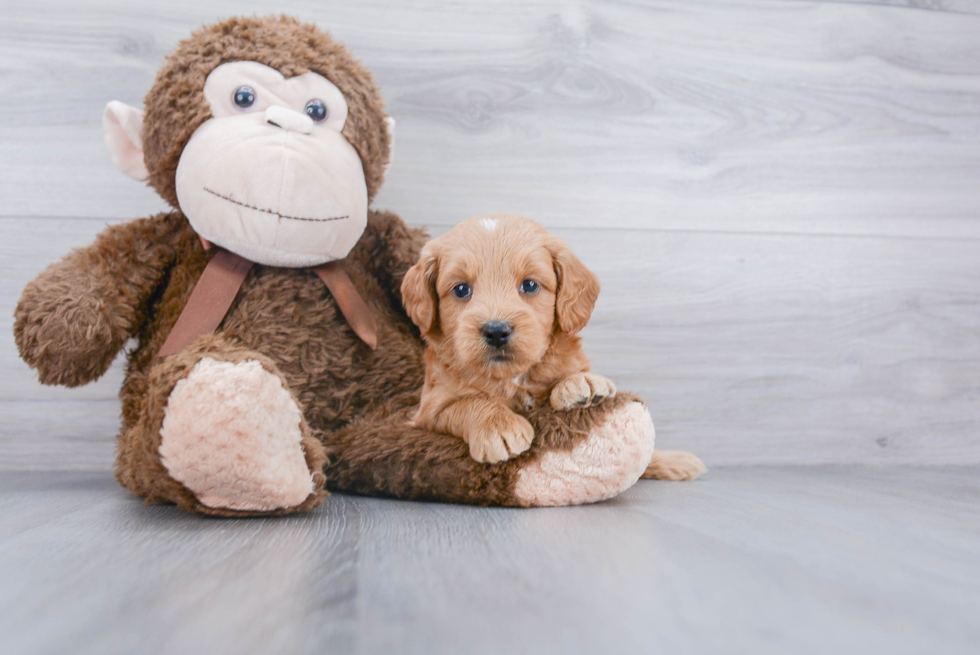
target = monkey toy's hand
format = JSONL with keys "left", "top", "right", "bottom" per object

{"left": 15, "top": 259, "right": 129, "bottom": 388}
{"left": 15, "top": 214, "right": 180, "bottom": 387}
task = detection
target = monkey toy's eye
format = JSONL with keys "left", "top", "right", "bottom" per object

{"left": 451, "top": 283, "right": 471, "bottom": 300}
{"left": 233, "top": 86, "right": 256, "bottom": 109}
{"left": 520, "top": 280, "right": 540, "bottom": 294}
{"left": 304, "top": 99, "right": 328, "bottom": 123}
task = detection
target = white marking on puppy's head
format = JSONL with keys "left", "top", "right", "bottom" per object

{"left": 479, "top": 217, "right": 499, "bottom": 232}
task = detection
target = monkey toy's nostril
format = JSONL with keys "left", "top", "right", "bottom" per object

{"left": 482, "top": 321, "right": 513, "bottom": 348}
{"left": 264, "top": 105, "right": 314, "bottom": 135}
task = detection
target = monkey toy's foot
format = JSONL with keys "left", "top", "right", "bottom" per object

{"left": 158, "top": 357, "right": 317, "bottom": 512}
{"left": 512, "top": 401, "right": 655, "bottom": 505}
{"left": 324, "top": 394, "right": 660, "bottom": 507}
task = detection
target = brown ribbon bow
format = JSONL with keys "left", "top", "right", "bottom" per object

{"left": 157, "top": 249, "right": 377, "bottom": 358}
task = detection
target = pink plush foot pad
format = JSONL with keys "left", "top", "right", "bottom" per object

{"left": 513, "top": 401, "right": 655, "bottom": 506}
{"left": 159, "top": 357, "right": 314, "bottom": 511}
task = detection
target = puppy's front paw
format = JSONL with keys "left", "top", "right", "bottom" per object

{"left": 468, "top": 412, "right": 534, "bottom": 464}
{"left": 550, "top": 373, "right": 617, "bottom": 410}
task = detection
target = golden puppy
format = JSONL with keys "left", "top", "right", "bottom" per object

{"left": 401, "top": 214, "right": 617, "bottom": 463}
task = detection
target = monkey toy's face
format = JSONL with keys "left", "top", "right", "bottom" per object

{"left": 103, "top": 53, "right": 386, "bottom": 268}
{"left": 174, "top": 62, "right": 367, "bottom": 267}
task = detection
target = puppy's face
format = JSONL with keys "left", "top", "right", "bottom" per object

{"left": 402, "top": 214, "right": 599, "bottom": 380}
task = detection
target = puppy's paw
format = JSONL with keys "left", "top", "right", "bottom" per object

{"left": 468, "top": 412, "right": 535, "bottom": 464}
{"left": 550, "top": 373, "right": 617, "bottom": 410}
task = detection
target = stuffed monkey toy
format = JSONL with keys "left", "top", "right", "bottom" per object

{"left": 14, "top": 16, "right": 704, "bottom": 517}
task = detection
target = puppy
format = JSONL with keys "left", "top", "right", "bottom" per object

{"left": 401, "top": 214, "right": 616, "bottom": 463}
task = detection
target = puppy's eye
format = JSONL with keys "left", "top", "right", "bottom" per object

{"left": 233, "top": 86, "right": 256, "bottom": 109}
{"left": 451, "top": 283, "right": 471, "bottom": 300}
{"left": 520, "top": 280, "right": 540, "bottom": 294}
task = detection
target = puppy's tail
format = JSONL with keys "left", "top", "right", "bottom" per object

{"left": 642, "top": 449, "right": 706, "bottom": 481}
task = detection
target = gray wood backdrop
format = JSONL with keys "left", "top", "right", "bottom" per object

{"left": 1, "top": 0, "right": 978, "bottom": 470}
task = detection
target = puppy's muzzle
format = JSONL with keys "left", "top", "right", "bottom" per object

{"left": 481, "top": 321, "right": 513, "bottom": 349}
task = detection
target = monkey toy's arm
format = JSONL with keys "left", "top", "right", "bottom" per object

{"left": 14, "top": 212, "right": 183, "bottom": 387}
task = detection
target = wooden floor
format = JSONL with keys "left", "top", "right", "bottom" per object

{"left": 1, "top": 1, "right": 979, "bottom": 653}
{"left": 2, "top": 466, "right": 978, "bottom": 655}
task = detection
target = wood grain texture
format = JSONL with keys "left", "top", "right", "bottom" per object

{"left": 1, "top": 0, "right": 979, "bottom": 237}
{"left": 1, "top": 467, "right": 978, "bottom": 654}
{"left": 1, "top": 0, "right": 979, "bottom": 469}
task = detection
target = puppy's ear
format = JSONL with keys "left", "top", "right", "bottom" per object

{"left": 401, "top": 245, "right": 440, "bottom": 335}
{"left": 549, "top": 238, "right": 600, "bottom": 334}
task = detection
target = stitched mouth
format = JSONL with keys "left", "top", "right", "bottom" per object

{"left": 203, "top": 187, "right": 349, "bottom": 223}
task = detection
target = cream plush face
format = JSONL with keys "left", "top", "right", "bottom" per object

{"left": 173, "top": 61, "right": 368, "bottom": 267}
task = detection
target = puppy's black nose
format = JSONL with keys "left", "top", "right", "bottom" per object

{"left": 482, "top": 321, "right": 513, "bottom": 348}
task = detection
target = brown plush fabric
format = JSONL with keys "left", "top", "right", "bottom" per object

{"left": 15, "top": 203, "right": 641, "bottom": 511}
{"left": 13, "top": 16, "right": 651, "bottom": 514}
{"left": 108, "top": 207, "right": 431, "bottom": 439}
{"left": 15, "top": 214, "right": 183, "bottom": 387}
{"left": 142, "top": 15, "right": 391, "bottom": 207}
{"left": 325, "top": 391, "right": 642, "bottom": 506}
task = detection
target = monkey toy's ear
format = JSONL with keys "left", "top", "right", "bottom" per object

{"left": 102, "top": 101, "right": 149, "bottom": 181}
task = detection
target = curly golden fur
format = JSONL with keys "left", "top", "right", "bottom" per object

{"left": 403, "top": 215, "right": 618, "bottom": 463}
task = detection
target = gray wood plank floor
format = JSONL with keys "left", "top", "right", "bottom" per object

{"left": 2, "top": 466, "right": 978, "bottom": 655}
